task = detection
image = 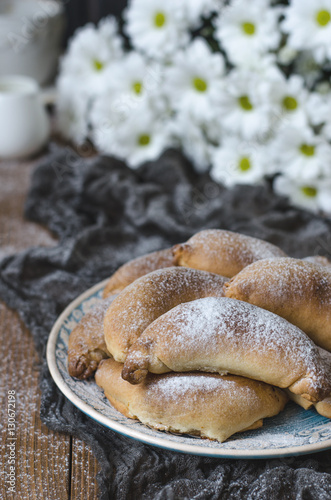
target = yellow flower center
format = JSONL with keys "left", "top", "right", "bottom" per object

{"left": 138, "top": 134, "right": 150, "bottom": 146}
{"left": 238, "top": 95, "right": 253, "bottom": 111}
{"left": 300, "top": 144, "right": 315, "bottom": 156}
{"left": 301, "top": 186, "right": 317, "bottom": 198}
{"left": 242, "top": 22, "right": 255, "bottom": 35}
{"left": 316, "top": 9, "right": 331, "bottom": 27}
{"left": 238, "top": 157, "right": 251, "bottom": 172}
{"left": 93, "top": 59, "right": 104, "bottom": 72}
{"left": 154, "top": 12, "right": 166, "bottom": 28}
{"left": 132, "top": 81, "right": 143, "bottom": 95}
{"left": 193, "top": 77, "right": 208, "bottom": 92}
{"left": 282, "top": 96, "right": 298, "bottom": 111}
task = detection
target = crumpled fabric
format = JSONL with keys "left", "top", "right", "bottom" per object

{"left": 1, "top": 144, "right": 331, "bottom": 500}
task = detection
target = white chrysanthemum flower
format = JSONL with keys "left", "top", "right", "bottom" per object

{"left": 315, "top": 81, "right": 331, "bottom": 94}
{"left": 101, "top": 53, "right": 166, "bottom": 114}
{"left": 306, "top": 92, "right": 331, "bottom": 139}
{"left": 274, "top": 175, "right": 331, "bottom": 213}
{"left": 210, "top": 136, "right": 267, "bottom": 187}
{"left": 92, "top": 104, "right": 172, "bottom": 168}
{"left": 292, "top": 50, "right": 322, "bottom": 88}
{"left": 215, "top": 70, "right": 275, "bottom": 140}
{"left": 56, "top": 76, "right": 90, "bottom": 144}
{"left": 270, "top": 125, "right": 331, "bottom": 181}
{"left": 267, "top": 74, "right": 309, "bottom": 127}
{"left": 214, "top": 0, "right": 281, "bottom": 65}
{"left": 124, "top": 0, "right": 189, "bottom": 60}
{"left": 233, "top": 53, "right": 281, "bottom": 77}
{"left": 322, "top": 107, "right": 331, "bottom": 141}
{"left": 182, "top": 0, "right": 221, "bottom": 28}
{"left": 277, "top": 45, "right": 298, "bottom": 66}
{"left": 163, "top": 38, "right": 225, "bottom": 120}
{"left": 59, "top": 17, "right": 123, "bottom": 95}
{"left": 90, "top": 55, "right": 169, "bottom": 150}
{"left": 282, "top": 0, "right": 331, "bottom": 63}
{"left": 169, "top": 111, "right": 216, "bottom": 173}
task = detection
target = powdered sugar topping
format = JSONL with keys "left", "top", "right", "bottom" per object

{"left": 187, "top": 229, "right": 286, "bottom": 262}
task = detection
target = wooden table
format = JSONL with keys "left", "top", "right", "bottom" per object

{"left": 0, "top": 157, "right": 100, "bottom": 499}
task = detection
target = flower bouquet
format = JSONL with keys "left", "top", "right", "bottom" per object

{"left": 56, "top": 0, "right": 331, "bottom": 214}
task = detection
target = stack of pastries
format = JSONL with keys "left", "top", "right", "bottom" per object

{"left": 68, "top": 229, "right": 331, "bottom": 443}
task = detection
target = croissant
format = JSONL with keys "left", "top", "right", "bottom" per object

{"left": 103, "top": 248, "right": 177, "bottom": 298}
{"left": 172, "top": 229, "right": 286, "bottom": 278}
{"left": 122, "top": 297, "right": 331, "bottom": 403}
{"left": 103, "top": 267, "right": 227, "bottom": 363}
{"left": 315, "top": 398, "right": 331, "bottom": 419}
{"left": 288, "top": 393, "right": 331, "bottom": 419}
{"left": 224, "top": 257, "right": 331, "bottom": 352}
{"left": 68, "top": 296, "right": 115, "bottom": 379}
{"left": 96, "top": 358, "right": 288, "bottom": 443}
{"left": 287, "top": 347, "right": 331, "bottom": 418}
{"left": 303, "top": 255, "right": 331, "bottom": 269}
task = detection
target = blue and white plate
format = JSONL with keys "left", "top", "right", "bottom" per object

{"left": 47, "top": 279, "right": 331, "bottom": 458}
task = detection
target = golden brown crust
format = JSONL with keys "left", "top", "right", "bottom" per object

{"left": 275, "top": 349, "right": 331, "bottom": 417}
{"left": 315, "top": 398, "right": 331, "bottom": 418}
{"left": 103, "top": 248, "right": 177, "bottom": 298}
{"left": 312, "top": 348, "right": 331, "bottom": 418}
{"left": 122, "top": 297, "right": 331, "bottom": 403}
{"left": 96, "top": 358, "right": 288, "bottom": 443}
{"left": 303, "top": 255, "right": 331, "bottom": 268}
{"left": 172, "top": 229, "right": 286, "bottom": 278}
{"left": 288, "top": 393, "right": 331, "bottom": 418}
{"left": 103, "top": 267, "right": 228, "bottom": 363}
{"left": 224, "top": 257, "right": 331, "bottom": 352}
{"left": 286, "top": 392, "right": 314, "bottom": 410}
{"left": 68, "top": 296, "right": 115, "bottom": 379}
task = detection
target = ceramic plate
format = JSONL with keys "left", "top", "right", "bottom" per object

{"left": 47, "top": 280, "right": 331, "bottom": 458}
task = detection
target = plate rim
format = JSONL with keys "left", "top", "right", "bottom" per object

{"left": 47, "top": 279, "right": 331, "bottom": 459}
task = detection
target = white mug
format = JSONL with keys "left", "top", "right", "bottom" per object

{"left": 0, "top": 75, "right": 50, "bottom": 159}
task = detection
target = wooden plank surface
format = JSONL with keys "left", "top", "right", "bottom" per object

{"left": 71, "top": 439, "right": 100, "bottom": 500}
{"left": 0, "top": 157, "right": 100, "bottom": 499}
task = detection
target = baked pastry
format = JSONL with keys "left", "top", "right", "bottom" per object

{"left": 315, "top": 398, "right": 331, "bottom": 419}
{"left": 315, "top": 348, "right": 331, "bottom": 417}
{"left": 104, "top": 267, "right": 227, "bottom": 363}
{"left": 287, "top": 347, "right": 331, "bottom": 418}
{"left": 96, "top": 358, "right": 288, "bottom": 443}
{"left": 103, "top": 248, "right": 177, "bottom": 298}
{"left": 122, "top": 297, "right": 331, "bottom": 403}
{"left": 303, "top": 255, "right": 331, "bottom": 268}
{"left": 172, "top": 229, "right": 286, "bottom": 278}
{"left": 288, "top": 393, "right": 331, "bottom": 419}
{"left": 224, "top": 257, "right": 331, "bottom": 352}
{"left": 68, "top": 296, "right": 115, "bottom": 379}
